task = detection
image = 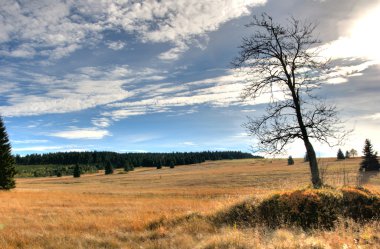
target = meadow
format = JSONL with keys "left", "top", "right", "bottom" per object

{"left": 1, "top": 158, "right": 379, "bottom": 249}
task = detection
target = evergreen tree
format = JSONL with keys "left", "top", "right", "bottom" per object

{"left": 73, "top": 163, "right": 81, "bottom": 178}
{"left": 123, "top": 160, "right": 130, "bottom": 172}
{"left": 288, "top": 156, "right": 294, "bottom": 165}
{"left": 360, "top": 139, "right": 380, "bottom": 171}
{"left": 345, "top": 150, "right": 350, "bottom": 159}
{"left": 0, "top": 117, "right": 16, "bottom": 190}
{"left": 56, "top": 169, "right": 62, "bottom": 177}
{"left": 105, "top": 161, "right": 114, "bottom": 175}
{"left": 337, "top": 149, "right": 345, "bottom": 160}
{"left": 169, "top": 161, "right": 175, "bottom": 168}
{"left": 156, "top": 160, "right": 162, "bottom": 169}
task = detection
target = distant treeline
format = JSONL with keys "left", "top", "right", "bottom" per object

{"left": 15, "top": 151, "right": 261, "bottom": 168}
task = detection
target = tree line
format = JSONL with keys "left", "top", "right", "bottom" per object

{"left": 14, "top": 151, "right": 260, "bottom": 169}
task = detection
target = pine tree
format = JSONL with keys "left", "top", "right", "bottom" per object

{"left": 0, "top": 117, "right": 16, "bottom": 190}
{"left": 169, "top": 161, "right": 175, "bottom": 169}
{"left": 337, "top": 149, "right": 345, "bottom": 160}
{"left": 345, "top": 151, "right": 350, "bottom": 159}
{"left": 360, "top": 139, "right": 380, "bottom": 171}
{"left": 105, "top": 161, "right": 114, "bottom": 175}
{"left": 73, "top": 163, "right": 81, "bottom": 178}
{"left": 156, "top": 160, "right": 162, "bottom": 169}
{"left": 288, "top": 156, "right": 294, "bottom": 165}
{"left": 123, "top": 160, "right": 130, "bottom": 172}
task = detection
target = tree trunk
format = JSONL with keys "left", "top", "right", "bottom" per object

{"left": 304, "top": 139, "right": 322, "bottom": 188}
{"left": 290, "top": 88, "right": 322, "bottom": 188}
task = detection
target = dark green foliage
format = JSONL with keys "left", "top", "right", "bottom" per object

{"left": 156, "top": 160, "right": 162, "bottom": 169}
{"left": 337, "top": 149, "right": 345, "bottom": 160}
{"left": 0, "top": 117, "right": 16, "bottom": 190}
{"left": 73, "top": 163, "right": 81, "bottom": 178}
{"left": 123, "top": 160, "right": 132, "bottom": 172}
{"left": 15, "top": 151, "right": 260, "bottom": 169}
{"left": 214, "top": 187, "right": 380, "bottom": 230}
{"left": 15, "top": 164, "right": 97, "bottom": 178}
{"left": 360, "top": 139, "right": 380, "bottom": 171}
{"left": 345, "top": 150, "right": 350, "bottom": 159}
{"left": 56, "top": 170, "right": 62, "bottom": 177}
{"left": 169, "top": 161, "right": 175, "bottom": 169}
{"left": 105, "top": 161, "right": 113, "bottom": 175}
{"left": 287, "top": 156, "right": 294, "bottom": 165}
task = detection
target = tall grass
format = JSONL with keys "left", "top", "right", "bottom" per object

{"left": 0, "top": 158, "right": 379, "bottom": 248}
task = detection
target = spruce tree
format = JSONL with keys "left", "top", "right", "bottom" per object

{"left": 288, "top": 156, "right": 294, "bottom": 165}
{"left": 123, "top": 160, "right": 130, "bottom": 172}
{"left": 360, "top": 139, "right": 380, "bottom": 171}
{"left": 73, "top": 163, "right": 81, "bottom": 178}
{"left": 105, "top": 161, "right": 114, "bottom": 175}
{"left": 169, "top": 161, "right": 175, "bottom": 168}
{"left": 345, "top": 150, "right": 350, "bottom": 159}
{"left": 0, "top": 117, "right": 16, "bottom": 190}
{"left": 337, "top": 149, "right": 345, "bottom": 160}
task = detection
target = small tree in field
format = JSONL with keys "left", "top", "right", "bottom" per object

{"left": 233, "top": 14, "right": 349, "bottom": 188}
{"left": 0, "top": 116, "right": 16, "bottom": 190}
{"left": 73, "top": 163, "right": 81, "bottom": 178}
{"left": 169, "top": 161, "right": 175, "bottom": 169}
{"left": 350, "top": 148, "right": 358, "bottom": 158}
{"left": 123, "top": 160, "right": 130, "bottom": 172}
{"left": 288, "top": 156, "right": 294, "bottom": 165}
{"left": 360, "top": 139, "right": 380, "bottom": 171}
{"left": 337, "top": 149, "right": 345, "bottom": 160}
{"left": 345, "top": 150, "right": 350, "bottom": 159}
{"left": 105, "top": 161, "right": 114, "bottom": 175}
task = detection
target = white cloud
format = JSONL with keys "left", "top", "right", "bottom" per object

{"left": 0, "top": 0, "right": 267, "bottom": 61}
{"left": 49, "top": 127, "right": 111, "bottom": 140}
{"left": 13, "top": 139, "right": 49, "bottom": 144}
{"left": 321, "top": 4, "right": 380, "bottom": 66}
{"left": 0, "top": 65, "right": 165, "bottom": 117}
{"left": 13, "top": 146, "right": 65, "bottom": 152}
{"left": 92, "top": 117, "right": 112, "bottom": 128}
{"left": 106, "top": 40, "right": 126, "bottom": 50}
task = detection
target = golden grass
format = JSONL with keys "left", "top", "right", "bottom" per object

{"left": 0, "top": 158, "right": 379, "bottom": 248}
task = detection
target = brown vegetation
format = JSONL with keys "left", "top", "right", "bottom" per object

{"left": 1, "top": 158, "right": 379, "bottom": 248}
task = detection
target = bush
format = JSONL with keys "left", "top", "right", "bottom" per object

{"left": 215, "top": 187, "right": 380, "bottom": 230}
{"left": 105, "top": 161, "right": 114, "bottom": 175}
{"left": 257, "top": 189, "right": 341, "bottom": 229}
{"left": 341, "top": 187, "right": 380, "bottom": 221}
{"left": 287, "top": 156, "right": 294, "bottom": 165}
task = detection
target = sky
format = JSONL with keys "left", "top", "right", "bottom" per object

{"left": 1, "top": 0, "right": 380, "bottom": 157}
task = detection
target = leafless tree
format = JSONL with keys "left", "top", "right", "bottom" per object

{"left": 233, "top": 14, "right": 348, "bottom": 188}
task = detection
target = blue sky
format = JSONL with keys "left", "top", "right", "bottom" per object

{"left": 1, "top": 0, "right": 380, "bottom": 157}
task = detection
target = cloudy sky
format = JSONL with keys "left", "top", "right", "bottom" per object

{"left": 1, "top": 0, "right": 380, "bottom": 157}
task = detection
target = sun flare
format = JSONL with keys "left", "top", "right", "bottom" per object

{"left": 324, "top": 4, "right": 380, "bottom": 63}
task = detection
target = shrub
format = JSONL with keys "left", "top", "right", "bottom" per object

{"left": 287, "top": 156, "right": 294, "bottom": 165}
{"left": 257, "top": 189, "right": 341, "bottom": 229}
{"left": 73, "top": 163, "right": 81, "bottom": 178}
{"left": 215, "top": 187, "right": 380, "bottom": 230}
{"left": 341, "top": 187, "right": 380, "bottom": 221}
{"left": 105, "top": 161, "right": 114, "bottom": 175}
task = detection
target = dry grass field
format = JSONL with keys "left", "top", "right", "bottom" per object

{"left": 1, "top": 158, "right": 380, "bottom": 249}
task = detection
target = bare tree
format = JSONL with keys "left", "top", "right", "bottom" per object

{"left": 233, "top": 14, "right": 348, "bottom": 188}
